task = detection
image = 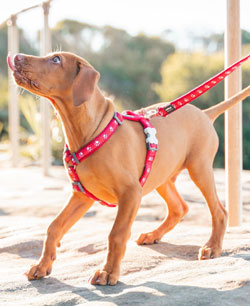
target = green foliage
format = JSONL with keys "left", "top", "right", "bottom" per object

{"left": 51, "top": 20, "right": 175, "bottom": 108}
{"left": 242, "top": 30, "right": 250, "bottom": 44}
{"left": 193, "top": 30, "right": 250, "bottom": 52}
{"left": 19, "top": 95, "right": 64, "bottom": 164}
{"left": 51, "top": 118, "right": 64, "bottom": 165}
{"left": 0, "top": 76, "right": 9, "bottom": 140}
{"left": 19, "top": 95, "right": 40, "bottom": 137}
{"left": 0, "top": 76, "right": 8, "bottom": 109}
{"left": 242, "top": 52, "right": 250, "bottom": 169}
{"left": 154, "top": 52, "right": 224, "bottom": 105}
{"left": 0, "top": 26, "right": 8, "bottom": 76}
{"left": 154, "top": 51, "right": 250, "bottom": 169}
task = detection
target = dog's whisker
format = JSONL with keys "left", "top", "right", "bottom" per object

{"left": 53, "top": 45, "right": 62, "bottom": 53}
{"left": 20, "top": 88, "right": 26, "bottom": 96}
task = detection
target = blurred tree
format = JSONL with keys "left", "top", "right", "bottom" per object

{"left": 51, "top": 19, "right": 100, "bottom": 56}
{"left": 242, "top": 49, "right": 250, "bottom": 170}
{"left": 191, "top": 30, "right": 250, "bottom": 53}
{"left": 51, "top": 20, "right": 175, "bottom": 108}
{"left": 0, "top": 26, "right": 8, "bottom": 77}
{"left": 242, "top": 30, "right": 250, "bottom": 44}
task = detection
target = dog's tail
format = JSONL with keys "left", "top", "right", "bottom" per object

{"left": 204, "top": 85, "right": 250, "bottom": 123}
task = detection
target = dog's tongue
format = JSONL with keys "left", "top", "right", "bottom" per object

{"left": 7, "top": 53, "right": 17, "bottom": 72}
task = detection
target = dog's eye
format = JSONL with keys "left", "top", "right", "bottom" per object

{"left": 52, "top": 56, "right": 61, "bottom": 64}
{"left": 76, "top": 63, "right": 81, "bottom": 75}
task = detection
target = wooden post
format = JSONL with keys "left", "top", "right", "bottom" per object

{"left": 40, "top": 1, "right": 52, "bottom": 176}
{"left": 225, "top": 0, "right": 242, "bottom": 226}
{"left": 7, "top": 15, "right": 19, "bottom": 167}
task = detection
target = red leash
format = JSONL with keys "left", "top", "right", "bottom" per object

{"left": 148, "top": 53, "right": 250, "bottom": 118}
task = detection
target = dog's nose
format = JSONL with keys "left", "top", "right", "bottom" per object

{"left": 14, "top": 54, "right": 25, "bottom": 63}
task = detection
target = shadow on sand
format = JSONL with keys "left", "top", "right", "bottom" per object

{"left": 0, "top": 240, "right": 43, "bottom": 259}
{"left": 27, "top": 277, "right": 250, "bottom": 306}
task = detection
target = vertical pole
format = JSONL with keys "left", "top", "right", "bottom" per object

{"left": 40, "top": 1, "right": 52, "bottom": 176}
{"left": 225, "top": 0, "right": 242, "bottom": 226}
{"left": 7, "top": 15, "right": 19, "bottom": 167}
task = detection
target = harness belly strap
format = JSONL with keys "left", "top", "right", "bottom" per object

{"left": 64, "top": 111, "right": 158, "bottom": 207}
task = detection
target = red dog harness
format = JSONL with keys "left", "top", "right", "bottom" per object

{"left": 64, "top": 53, "right": 250, "bottom": 208}
{"left": 64, "top": 111, "right": 158, "bottom": 207}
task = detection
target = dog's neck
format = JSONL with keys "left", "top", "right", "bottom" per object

{"left": 52, "top": 88, "right": 115, "bottom": 153}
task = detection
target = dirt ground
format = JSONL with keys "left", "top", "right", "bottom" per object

{"left": 0, "top": 165, "right": 250, "bottom": 306}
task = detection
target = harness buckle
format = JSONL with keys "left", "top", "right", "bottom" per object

{"left": 113, "top": 112, "right": 123, "bottom": 125}
{"left": 146, "top": 142, "right": 158, "bottom": 151}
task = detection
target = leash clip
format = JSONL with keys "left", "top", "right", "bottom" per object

{"left": 144, "top": 109, "right": 158, "bottom": 118}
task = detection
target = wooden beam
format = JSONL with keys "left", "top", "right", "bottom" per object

{"left": 40, "top": 1, "right": 52, "bottom": 176}
{"left": 1, "top": 1, "right": 53, "bottom": 29}
{"left": 225, "top": 0, "right": 242, "bottom": 226}
{"left": 7, "top": 15, "right": 19, "bottom": 167}
{"left": 0, "top": 4, "right": 40, "bottom": 29}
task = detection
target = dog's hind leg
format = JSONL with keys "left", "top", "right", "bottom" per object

{"left": 25, "top": 192, "right": 94, "bottom": 280}
{"left": 137, "top": 179, "right": 189, "bottom": 245}
{"left": 187, "top": 160, "right": 227, "bottom": 260}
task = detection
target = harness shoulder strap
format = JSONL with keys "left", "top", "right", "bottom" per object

{"left": 64, "top": 112, "right": 123, "bottom": 165}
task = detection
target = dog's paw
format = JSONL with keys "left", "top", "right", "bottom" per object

{"left": 136, "top": 232, "right": 159, "bottom": 245}
{"left": 198, "top": 245, "right": 222, "bottom": 260}
{"left": 25, "top": 263, "right": 52, "bottom": 280}
{"left": 89, "top": 269, "right": 119, "bottom": 286}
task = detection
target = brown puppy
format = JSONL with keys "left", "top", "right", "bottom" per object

{"left": 8, "top": 52, "right": 250, "bottom": 286}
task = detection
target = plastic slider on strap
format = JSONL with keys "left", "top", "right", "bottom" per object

{"left": 72, "top": 181, "right": 85, "bottom": 193}
{"left": 64, "top": 146, "right": 70, "bottom": 154}
{"left": 113, "top": 112, "right": 123, "bottom": 125}
{"left": 146, "top": 142, "right": 158, "bottom": 151}
{"left": 72, "top": 152, "right": 80, "bottom": 165}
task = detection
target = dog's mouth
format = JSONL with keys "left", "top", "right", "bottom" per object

{"left": 7, "top": 54, "right": 39, "bottom": 90}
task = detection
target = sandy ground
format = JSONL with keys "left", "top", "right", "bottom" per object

{"left": 0, "top": 165, "right": 250, "bottom": 306}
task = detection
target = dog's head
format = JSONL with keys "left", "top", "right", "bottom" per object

{"left": 7, "top": 52, "right": 100, "bottom": 106}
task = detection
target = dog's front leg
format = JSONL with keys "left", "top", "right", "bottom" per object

{"left": 26, "top": 192, "right": 94, "bottom": 280}
{"left": 90, "top": 185, "right": 142, "bottom": 286}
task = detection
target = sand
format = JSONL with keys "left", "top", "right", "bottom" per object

{"left": 0, "top": 166, "right": 250, "bottom": 306}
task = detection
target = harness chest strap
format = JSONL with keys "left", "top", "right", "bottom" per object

{"left": 64, "top": 112, "right": 124, "bottom": 166}
{"left": 64, "top": 111, "right": 158, "bottom": 207}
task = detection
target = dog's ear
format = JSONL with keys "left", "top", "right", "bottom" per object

{"left": 72, "top": 63, "right": 100, "bottom": 107}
